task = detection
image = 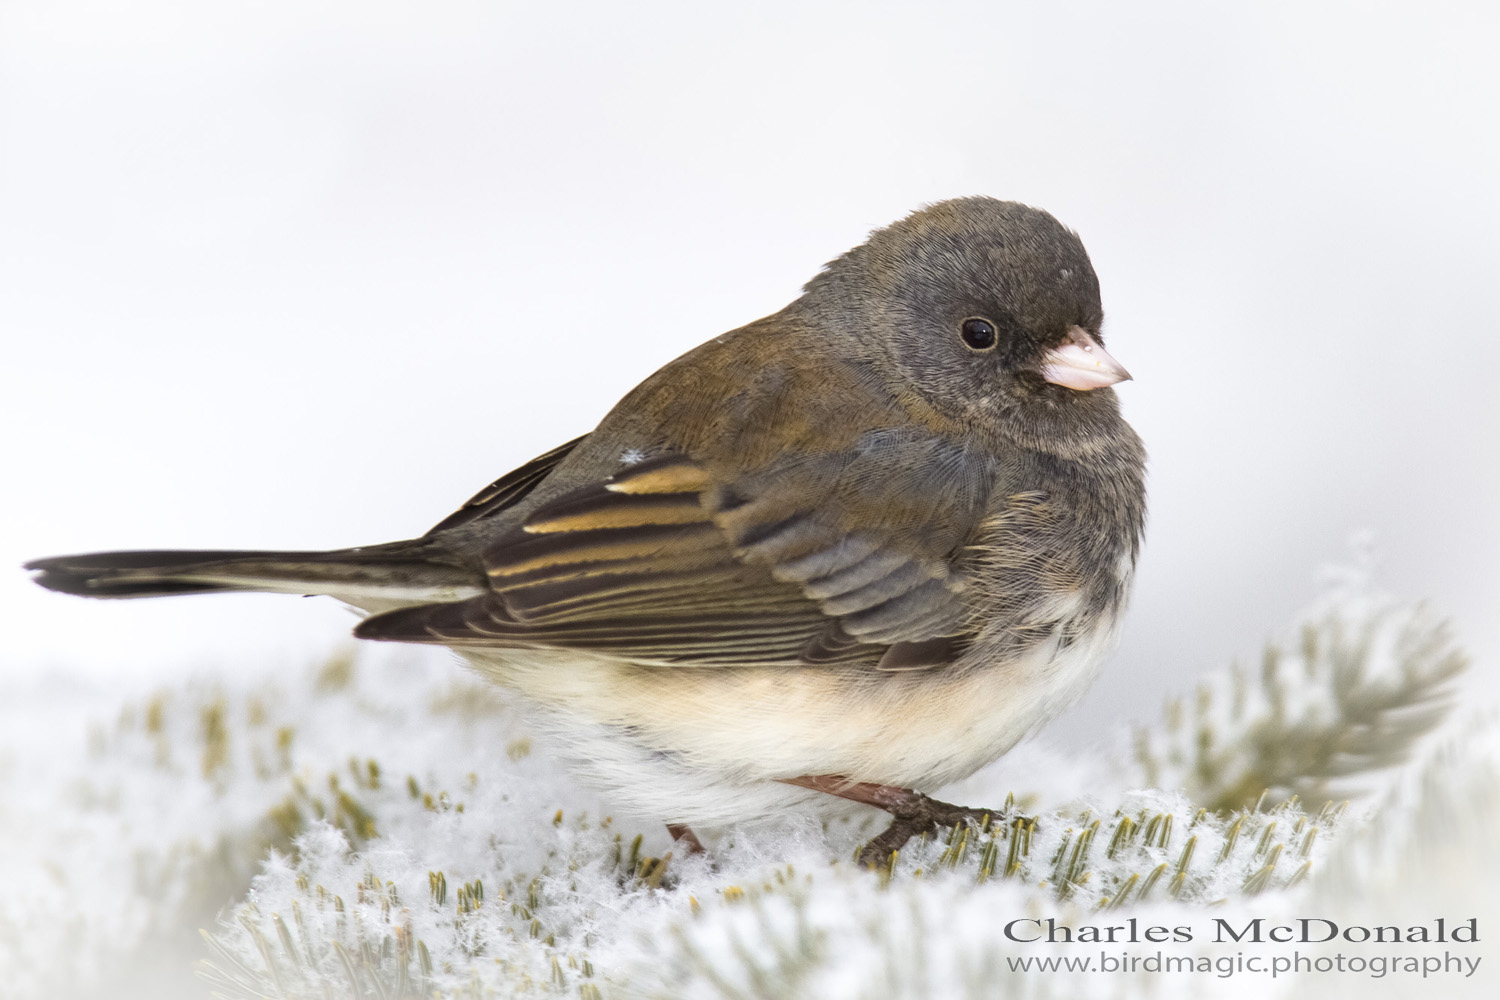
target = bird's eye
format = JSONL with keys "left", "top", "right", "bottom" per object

{"left": 960, "top": 317, "right": 997, "bottom": 351}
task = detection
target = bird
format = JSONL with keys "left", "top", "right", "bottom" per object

{"left": 28, "top": 197, "right": 1145, "bottom": 865}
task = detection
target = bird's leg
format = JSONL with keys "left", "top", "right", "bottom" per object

{"left": 666, "top": 823, "right": 705, "bottom": 854}
{"left": 782, "top": 774, "right": 1016, "bottom": 868}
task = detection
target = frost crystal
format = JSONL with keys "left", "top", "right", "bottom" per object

{"left": 0, "top": 584, "right": 1482, "bottom": 1000}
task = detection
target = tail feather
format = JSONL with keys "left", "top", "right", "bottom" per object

{"left": 25, "top": 539, "right": 485, "bottom": 605}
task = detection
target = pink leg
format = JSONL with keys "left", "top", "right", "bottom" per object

{"left": 666, "top": 823, "right": 705, "bottom": 854}
{"left": 782, "top": 774, "right": 1016, "bottom": 867}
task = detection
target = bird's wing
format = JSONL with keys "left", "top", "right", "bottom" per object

{"left": 357, "top": 437, "right": 994, "bottom": 669}
{"left": 424, "top": 435, "right": 588, "bottom": 535}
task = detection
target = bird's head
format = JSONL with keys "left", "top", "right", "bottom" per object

{"left": 805, "top": 197, "right": 1133, "bottom": 456}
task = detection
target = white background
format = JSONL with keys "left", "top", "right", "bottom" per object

{"left": 3, "top": 0, "right": 1496, "bottom": 740}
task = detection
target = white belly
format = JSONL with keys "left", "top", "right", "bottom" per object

{"left": 454, "top": 612, "right": 1121, "bottom": 827}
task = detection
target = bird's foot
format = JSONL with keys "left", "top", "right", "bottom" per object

{"left": 853, "top": 792, "right": 1004, "bottom": 868}
{"left": 781, "top": 774, "right": 1021, "bottom": 869}
{"left": 666, "top": 823, "right": 705, "bottom": 855}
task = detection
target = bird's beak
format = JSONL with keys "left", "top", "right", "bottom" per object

{"left": 1040, "top": 326, "right": 1132, "bottom": 390}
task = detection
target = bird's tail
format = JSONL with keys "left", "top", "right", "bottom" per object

{"left": 25, "top": 538, "right": 486, "bottom": 605}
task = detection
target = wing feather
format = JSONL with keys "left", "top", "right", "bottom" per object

{"left": 424, "top": 435, "right": 586, "bottom": 535}
{"left": 360, "top": 446, "right": 987, "bottom": 668}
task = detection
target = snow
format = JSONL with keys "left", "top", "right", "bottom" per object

{"left": 0, "top": 593, "right": 1492, "bottom": 999}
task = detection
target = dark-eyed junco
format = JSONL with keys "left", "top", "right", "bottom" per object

{"left": 29, "top": 198, "right": 1145, "bottom": 863}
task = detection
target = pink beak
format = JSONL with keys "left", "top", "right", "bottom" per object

{"left": 1041, "top": 326, "right": 1132, "bottom": 390}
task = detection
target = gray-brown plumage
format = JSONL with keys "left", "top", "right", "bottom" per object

{"left": 28, "top": 198, "right": 1145, "bottom": 864}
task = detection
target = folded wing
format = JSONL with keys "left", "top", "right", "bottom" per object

{"left": 358, "top": 444, "right": 991, "bottom": 670}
